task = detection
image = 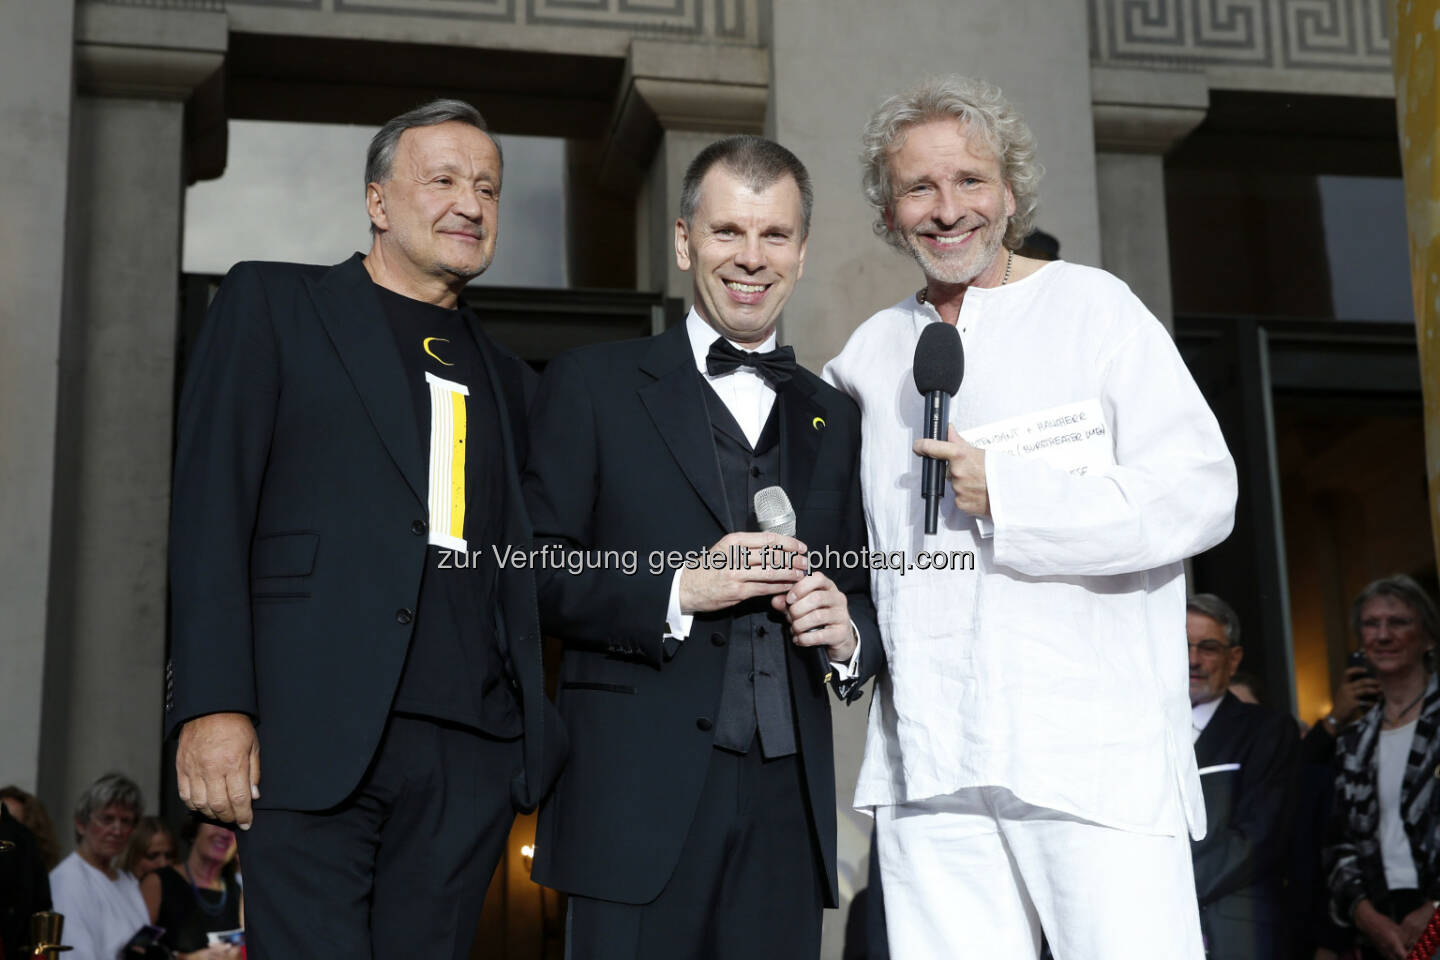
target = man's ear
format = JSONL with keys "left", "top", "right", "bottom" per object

{"left": 1004, "top": 182, "right": 1016, "bottom": 219}
{"left": 674, "top": 217, "right": 692, "bottom": 271}
{"left": 1229, "top": 644, "right": 1245, "bottom": 674}
{"left": 797, "top": 234, "right": 808, "bottom": 282}
{"left": 366, "top": 182, "right": 388, "bottom": 232}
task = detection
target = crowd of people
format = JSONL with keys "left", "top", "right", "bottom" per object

{"left": 1184, "top": 576, "right": 1440, "bottom": 960}
{"left": 0, "top": 776, "right": 241, "bottom": 960}
{"left": 7, "top": 572, "right": 1437, "bottom": 960}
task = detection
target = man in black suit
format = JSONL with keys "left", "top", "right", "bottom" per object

{"left": 524, "top": 136, "right": 882, "bottom": 959}
{"left": 1187, "top": 593, "right": 1300, "bottom": 959}
{"left": 168, "top": 99, "right": 560, "bottom": 959}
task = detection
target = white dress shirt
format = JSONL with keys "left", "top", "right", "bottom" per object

{"left": 824, "top": 261, "right": 1236, "bottom": 838}
{"left": 665, "top": 309, "right": 859, "bottom": 679}
{"left": 1191, "top": 696, "right": 1223, "bottom": 743}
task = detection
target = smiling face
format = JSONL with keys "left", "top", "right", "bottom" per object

{"left": 674, "top": 165, "right": 807, "bottom": 347}
{"left": 885, "top": 119, "right": 1014, "bottom": 286}
{"left": 1360, "top": 594, "right": 1432, "bottom": 679}
{"left": 192, "top": 822, "right": 237, "bottom": 867}
{"left": 366, "top": 121, "right": 501, "bottom": 287}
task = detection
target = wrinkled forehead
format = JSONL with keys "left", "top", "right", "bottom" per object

{"left": 393, "top": 122, "right": 501, "bottom": 173}
{"left": 694, "top": 165, "right": 804, "bottom": 223}
{"left": 888, "top": 116, "right": 1003, "bottom": 168}
{"left": 1361, "top": 593, "right": 1419, "bottom": 618}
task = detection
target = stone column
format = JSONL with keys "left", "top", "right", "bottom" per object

{"left": 1092, "top": 67, "right": 1209, "bottom": 333}
{"left": 38, "top": 0, "right": 225, "bottom": 824}
{"left": 599, "top": 39, "right": 769, "bottom": 311}
{"left": 0, "top": 0, "right": 78, "bottom": 799}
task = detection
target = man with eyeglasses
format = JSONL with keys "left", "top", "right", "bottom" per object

{"left": 1186, "top": 593, "right": 1299, "bottom": 960}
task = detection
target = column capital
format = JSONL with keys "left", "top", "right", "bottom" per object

{"left": 1091, "top": 65, "right": 1209, "bottom": 154}
{"left": 74, "top": 1, "right": 227, "bottom": 100}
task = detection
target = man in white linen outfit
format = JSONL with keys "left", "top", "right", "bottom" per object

{"left": 823, "top": 75, "right": 1238, "bottom": 959}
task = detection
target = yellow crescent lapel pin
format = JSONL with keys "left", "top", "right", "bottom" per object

{"left": 812, "top": 416, "right": 826, "bottom": 430}
{"left": 423, "top": 337, "right": 455, "bottom": 366}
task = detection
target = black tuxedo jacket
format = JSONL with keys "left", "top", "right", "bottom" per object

{"left": 523, "top": 322, "right": 882, "bottom": 907}
{"left": 168, "top": 254, "right": 561, "bottom": 812}
{"left": 1191, "top": 692, "right": 1300, "bottom": 960}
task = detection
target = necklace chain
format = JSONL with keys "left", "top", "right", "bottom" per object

{"left": 184, "top": 861, "right": 229, "bottom": 918}
{"left": 1384, "top": 688, "right": 1427, "bottom": 726}
{"left": 918, "top": 249, "right": 1014, "bottom": 305}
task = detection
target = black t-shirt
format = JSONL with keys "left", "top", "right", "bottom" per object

{"left": 374, "top": 282, "right": 520, "bottom": 737}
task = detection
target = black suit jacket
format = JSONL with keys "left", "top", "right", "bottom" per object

{"left": 523, "top": 323, "right": 882, "bottom": 906}
{"left": 1191, "top": 692, "right": 1300, "bottom": 960}
{"left": 168, "top": 254, "right": 561, "bottom": 812}
{"left": 0, "top": 806, "right": 50, "bottom": 960}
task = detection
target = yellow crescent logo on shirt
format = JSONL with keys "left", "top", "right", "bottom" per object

{"left": 423, "top": 337, "right": 455, "bottom": 366}
{"left": 812, "top": 417, "right": 826, "bottom": 430}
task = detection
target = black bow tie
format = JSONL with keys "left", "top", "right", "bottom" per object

{"left": 705, "top": 338, "right": 796, "bottom": 388}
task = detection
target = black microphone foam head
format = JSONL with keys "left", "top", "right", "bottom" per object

{"left": 913, "top": 322, "right": 965, "bottom": 395}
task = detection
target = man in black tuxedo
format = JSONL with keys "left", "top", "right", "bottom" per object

{"left": 524, "top": 136, "right": 882, "bottom": 959}
{"left": 167, "top": 99, "right": 560, "bottom": 959}
{"left": 1187, "top": 593, "right": 1299, "bottom": 960}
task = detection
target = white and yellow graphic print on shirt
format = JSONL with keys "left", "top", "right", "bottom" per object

{"left": 425, "top": 370, "right": 469, "bottom": 552}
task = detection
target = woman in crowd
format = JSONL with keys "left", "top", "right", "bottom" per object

{"left": 0, "top": 784, "right": 62, "bottom": 871}
{"left": 140, "top": 817, "right": 243, "bottom": 960}
{"left": 48, "top": 772, "right": 150, "bottom": 960}
{"left": 1325, "top": 574, "right": 1440, "bottom": 960}
{"left": 123, "top": 816, "right": 177, "bottom": 883}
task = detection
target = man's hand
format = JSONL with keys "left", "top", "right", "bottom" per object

{"left": 1399, "top": 902, "right": 1436, "bottom": 952}
{"left": 913, "top": 425, "right": 989, "bottom": 517}
{"left": 773, "top": 572, "right": 855, "bottom": 663}
{"left": 679, "top": 531, "right": 808, "bottom": 614}
{"left": 1333, "top": 666, "right": 1382, "bottom": 726}
{"left": 176, "top": 712, "right": 260, "bottom": 830}
{"left": 1355, "top": 899, "right": 1409, "bottom": 960}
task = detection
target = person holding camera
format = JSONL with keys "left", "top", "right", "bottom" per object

{"left": 1325, "top": 574, "right": 1440, "bottom": 960}
{"left": 139, "top": 818, "right": 242, "bottom": 960}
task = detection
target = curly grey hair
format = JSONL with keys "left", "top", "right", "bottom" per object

{"left": 861, "top": 75, "right": 1042, "bottom": 251}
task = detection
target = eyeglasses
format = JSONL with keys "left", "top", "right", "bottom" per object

{"left": 1187, "top": 640, "right": 1233, "bottom": 657}
{"left": 90, "top": 812, "right": 136, "bottom": 831}
{"left": 1360, "top": 616, "right": 1417, "bottom": 633}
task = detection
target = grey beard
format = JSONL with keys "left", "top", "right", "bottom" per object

{"left": 903, "top": 230, "right": 1004, "bottom": 286}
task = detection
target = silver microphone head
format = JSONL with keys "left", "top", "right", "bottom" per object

{"left": 754, "top": 485, "right": 796, "bottom": 537}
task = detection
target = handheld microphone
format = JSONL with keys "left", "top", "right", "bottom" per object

{"left": 754, "top": 485, "right": 834, "bottom": 684}
{"left": 912, "top": 323, "right": 965, "bottom": 535}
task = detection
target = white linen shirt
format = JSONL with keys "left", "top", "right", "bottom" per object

{"left": 823, "top": 261, "right": 1236, "bottom": 839}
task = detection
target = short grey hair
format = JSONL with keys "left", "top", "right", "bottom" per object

{"left": 679, "top": 135, "right": 814, "bottom": 237}
{"left": 861, "top": 75, "right": 1042, "bottom": 251}
{"left": 1187, "top": 593, "right": 1241, "bottom": 646}
{"left": 1351, "top": 574, "right": 1440, "bottom": 645}
{"left": 365, "top": 99, "right": 502, "bottom": 235}
{"left": 73, "top": 772, "right": 143, "bottom": 829}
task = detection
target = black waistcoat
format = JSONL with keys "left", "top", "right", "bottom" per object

{"left": 700, "top": 381, "right": 796, "bottom": 758}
